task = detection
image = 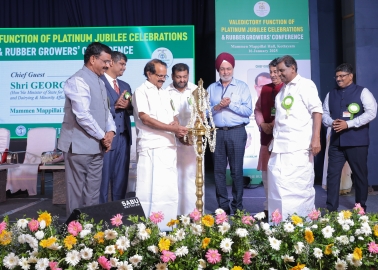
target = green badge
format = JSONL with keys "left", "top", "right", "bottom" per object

{"left": 282, "top": 95, "right": 294, "bottom": 117}
{"left": 170, "top": 99, "right": 175, "bottom": 111}
{"left": 187, "top": 97, "right": 193, "bottom": 105}
{"left": 348, "top": 103, "right": 360, "bottom": 120}
{"left": 271, "top": 107, "right": 276, "bottom": 116}
{"left": 124, "top": 91, "right": 131, "bottom": 100}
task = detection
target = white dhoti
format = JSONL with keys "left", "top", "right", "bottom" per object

{"left": 136, "top": 146, "right": 178, "bottom": 231}
{"left": 268, "top": 149, "right": 315, "bottom": 220}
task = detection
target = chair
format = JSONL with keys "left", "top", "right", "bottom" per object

{"left": 7, "top": 128, "right": 57, "bottom": 196}
{"left": 0, "top": 128, "right": 10, "bottom": 163}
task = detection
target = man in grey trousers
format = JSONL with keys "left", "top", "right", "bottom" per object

{"left": 58, "top": 42, "right": 116, "bottom": 216}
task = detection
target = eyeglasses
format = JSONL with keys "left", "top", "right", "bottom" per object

{"left": 95, "top": 56, "right": 111, "bottom": 65}
{"left": 154, "top": 74, "right": 169, "bottom": 79}
{"left": 334, "top": 73, "right": 350, "bottom": 79}
{"left": 219, "top": 67, "right": 233, "bottom": 72}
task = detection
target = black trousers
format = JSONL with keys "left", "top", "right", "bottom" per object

{"left": 326, "top": 145, "right": 369, "bottom": 211}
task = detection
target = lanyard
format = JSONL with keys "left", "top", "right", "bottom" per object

{"left": 221, "top": 82, "right": 231, "bottom": 99}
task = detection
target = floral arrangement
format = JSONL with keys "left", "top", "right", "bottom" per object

{"left": 1, "top": 204, "right": 378, "bottom": 270}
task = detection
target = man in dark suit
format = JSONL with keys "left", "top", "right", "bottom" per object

{"left": 99, "top": 51, "right": 132, "bottom": 203}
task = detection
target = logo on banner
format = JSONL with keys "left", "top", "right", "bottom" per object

{"left": 254, "top": 1, "right": 270, "bottom": 17}
{"left": 121, "top": 198, "right": 141, "bottom": 209}
{"left": 152, "top": 47, "right": 173, "bottom": 67}
{"left": 15, "top": 125, "right": 27, "bottom": 136}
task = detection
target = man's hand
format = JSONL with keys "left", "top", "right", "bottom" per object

{"left": 178, "top": 136, "right": 192, "bottom": 146}
{"left": 101, "top": 131, "right": 115, "bottom": 152}
{"left": 260, "top": 122, "right": 273, "bottom": 134}
{"left": 219, "top": 97, "right": 231, "bottom": 107}
{"left": 332, "top": 119, "right": 348, "bottom": 133}
{"left": 174, "top": 125, "right": 188, "bottom": 138}
{"left": 114, "top": 91, "right": 130, "bottom": 110}
{"left": 310, "top": 137, "right": 321, "bottom": 156}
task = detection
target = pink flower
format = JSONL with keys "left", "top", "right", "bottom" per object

{"left": 149, "top": 211, "right": 164, "bottom": 224}
{"left": 353, "top": 203, "right": 365, "bottom": 215}
{"left": 368, "top": 242, "right": 378, "bottom": 254}
{"left": 271, "top": 209, "right": 282, "bottom": 224}
{"left": 67, "top": 221, "right": 83, "bottom": 236}
{"left": 205, "top": 249, "right": 221, "bottom": 264}
{"left": 243, "top": 251, "right": 252, "bottom": 264}
{"left": 190, "top": 208, "right": 201, "bottom": 222}
{"left": 28, "top": 219, "right": 39, "bottom": 232}
{"left": 160, "top": 250, "right": 176, "bottom": 263}
{"left": 241, "top": 215, "right": 255, "bottom": 225}
{"left": 110, "top": 214, "right": 123, "bottom": 227}
{"left": 308, "top": 209, "right": 321, "bottom": 221}
{"left": 49, "top": 261, "right": 62, "bottom": 270}
{"left": 0, "top": 221, "right": 6, "bottom": 234}
{"left": 97, "top": 256, "right": 111, "bottom": 270}
{"left": 215, "top": 212, "right": 228, "bottom": 224}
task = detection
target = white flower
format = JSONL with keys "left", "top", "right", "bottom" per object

{"left": 336, "top": 235, "right": 349, "bottom": 245}
{"left": 65, "top": 250, "right": 81, "bottom": 266}
{"left": 80, "top": 229, "right": 91, "bottom": 238}
{"left": 17, "top": 219, "right": 29, "bottom": 229}
{"left": 35, "top": 258, "right": 49, "bottom": 270}
{"left": 105, "top": 229, "right": 118, "bottom": 240}
{"left": 28, "top": 256, "right": 38, "bottom": 264}
{"left": 3, "top": 253, "right": 19, "bottom": 269}
{"left": 179, "top": 215, "right": 190, "bottom": 226}
{"left": 117, "top": 261, "right": 133, "bottom": 270}
{"left": 349, "top": 236, "right": 355, "bottom": 242}
{"left": 358, "top": 236, "right": 364, "bottom": 241}
{"left": 175, "top": 246, "right": 189, "bottom": 257}
{"left": 198, "top": 259, "right": 207, "bottom": 269}
{"left": 235, "top": 228, "right": 248, "bottom": 237}
{"left": 254, "top": 212, "right": 266, "bottom": 220}
{"left": 18, "top": 234, "right": 26, "bottom": 244}
{"left": 105, "top": 245, "right": 116, "bottom": 254}
{"left": 342, "top": 224, "right": 350, "bottom": 231}
{"left": 191, "top": 224, "right": 203, "bottom": 235}
{"left": 148, "top": 245, "right": 159, "bottom": 254}
{"left": 260, "top": 222, "right": 270, "bottom": 231}
{"left": 360, "top": 222, "right": 372, "bottom": 236}
{"left": 294, "top": 242, "right": 304, "bottom": 254}
{"left": 346, "top": 253, "right": 362, "bottom": 267}
{"left": 175, "top": 228, "right": 186, "bottom": 241}
{"left": 254, "top": 224, "right": 260, "bottom": 231}
{"left": 313, "top": 247, "right": 323, "bottom": 259}
{"left": 268, "top": 236, "right": 281, "bottom": 251}
{"left": 215, "top": 208, "right": 225, "bottom": 215}
{"left": 155, "top": 262, "right": 168, "bottom": 270}
{"left": 359, "top": 215, "right": 369, "bottom": 223}
{"left": 220, "top": 238, "right": 233, "bottom": 253}
{"left": 129, "top": 254, "right": 142, "bottom": 266}
{"left": 116, "top": 236, "right": 130, "bottom": 251}
{"left": 321, "top": 225, "right": 335, "bottom": 238}
{"left": 18, "top": 257, "right": 30, "bottom": 270}
{"left": 80, "top": 247, "right": 93, "bottom": 260}
{"left": 35, "top": 231, "right": 44, "bottom": 240}
{"left": 355, "top": 229, "right": 362, "bottom": 235}
{"left": 283, "top": 222, "right": 295, "bottom": 233}
{"left": 218, "top": 222, "right": 231, "bottom": 235}
{"left": 332, "top": 249, "right": 340, "bottom": 256}
{"left": 84, "top": 224, "right": 93, "bottom": 230}
{"left": 110, "top": 257, "right": 119, "bottom": 267}
{"left": 137, "top": 228, "right": 150, "bottom": 240}
{"left": 48, "top": 243, "right": 62, "bottom": 250}
{"left": 166, "top": 234, "right": 177, "bottom": 244}
{"left": 159, "top": 232, "right": 167, "bottom": 237}
{"left": 335, "top": 258, "right": 348, "bottom": 270}
{"left": 319, "top": 217, "right": 329, "bottom": 223}
{"left": 86, "top": 261, "right": 99, "bottom": 270}
{"left": 281, "top": 255, "right": 295, "bottom": 263}
{"left": 39, "top": 220, "right": 46, "bottom": 229}
{"left": 218, "top": 268, "right": 229, "bottom": 270}
{"left": 249, "top": 249, "right": 258, "bottom": 258}
{"left": 297, "top": 223, "right": 303, "bottom": 227}
{"left": 311, "top": 224, "right": 318, "bottom": 229}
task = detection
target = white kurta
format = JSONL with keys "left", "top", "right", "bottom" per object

{"left": 268, "top": 74, "right": 323, "bottom": 219}
{"left": 133, "top": 80, "right": 178, "bottom": 231}
{"left": 166, "top": 82, "right": 200, "bottom": 215}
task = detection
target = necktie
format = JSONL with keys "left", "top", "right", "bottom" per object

{"left": 113, "top": 80, "right": 120, "bottom": 95}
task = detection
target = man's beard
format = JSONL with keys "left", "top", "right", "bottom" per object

{"left": 173, "top": 81, "right": 188, "bottom": 89}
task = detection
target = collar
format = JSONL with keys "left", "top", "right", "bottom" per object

{"left": 166, "top": 82, "right": 195, "bottom": 93}
{"left": 104, "top": 72, "right": 117, "bottom": 87}
{"left": 82, "top": 65, "right": 100, "bottom": 79}
{"left": 217, "top": 77, "right": 236, "bottom": 87}
{"left": 144, "top": 80, "right": 162, "bottom": 90}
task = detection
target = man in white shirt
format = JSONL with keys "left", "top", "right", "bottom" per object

{"left": 166, "top": 63, "right": 198, "bottom": 215}
{"left": 133, "top": 59, "right": 188, "bottom": 230}
{"left": 268, "top": 55, "right": 323, "bottom": 219}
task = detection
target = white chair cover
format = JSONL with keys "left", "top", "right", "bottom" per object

{"left": 0, "top": 128, "right": 10, "bottom": 163}
{"left": 7, "top": 128, "right": 57, "bottom": 195}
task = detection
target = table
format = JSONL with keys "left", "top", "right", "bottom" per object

{"left": 0, "top": 164, "right": 20, "bottom": 202}
{"left": 39, "top": 163, "right": 66, "bottom": 204}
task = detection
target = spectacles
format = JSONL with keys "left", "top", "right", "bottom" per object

{"left": 95, "top": 56, "right": 111, "bottom": 65}
{"left": 154, "top": 74, "right": 169, "bottom": 79}
{"left": 219, "top": 67, "right": 233, "bottom": 72}
{"left": 334, "top": 73, "right": 350, "bottom": 79}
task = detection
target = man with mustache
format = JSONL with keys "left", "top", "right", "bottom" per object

{"left": 58, "top": 42, "right": 116, "bottom": 216}
{"left": 166, "top": 63, "right": 198, "bottom": 215}
{"left": 133, "top": 59, "right": 188, "bottom": 230}
{"left": 208, "top": 52, "right": 252, "bottom": 215}
{"left": 268, "top": 55, "right": 323, "bottom": 219}
{"left": 322, "top": 63, "right": 377, "bottom": 213}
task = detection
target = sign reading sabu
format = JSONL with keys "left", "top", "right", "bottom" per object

{"left": 121, "top": 197, "right": 141, "bottom": 209}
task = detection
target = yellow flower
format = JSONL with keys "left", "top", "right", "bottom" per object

{"left": 146, "top": 228, "right": 151, "bottom": 234}
{"left": 64, "top": 235, "right": 77, "bottom": 250}
{"left": 94, "top": 232, "right": 105, "bottom": 244}
{"left": 0, "top": 230, "right": 12, "bottom": 245}
{"left": 324, "top": 244, "right": 333, "bottom": 255}
{"left": 40, "top": 237, "right": 57, "bottom": 248}
{"left": 374, "top": 224, "right": 378, "bottom": 237}
{"left": 231, "top": 266, "right": 243, "bottom": 270}
{"left": 38, "top": 211, "right": 52, "bottom": 227}
{"left": 353, "top": 247, "right": 362, "bottom": 260}
{"left": 342, "top": 210, "right": 352, "bottom": 220}
{"left": 291, "top": 215, "right": 303, "bottom": 225}
{"left": 202, "top": 215, "right": 215, "bottom": 227}
{"left": 305, "top": 229, "right": 314, "bottom": 244}
{"left": 202, "top": 237, "right": 211, "bottom": 249}
{"left": 290, "top": 262, "right": 306, "bottom": 270}
{"left": 158, "top": 238, "right": 171, "bottom": 251}
{"left": 166, "top": 219, "right": 179, "bottom": 227}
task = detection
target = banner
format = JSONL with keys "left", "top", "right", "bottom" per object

{"left": 216, "top": 0, "right": 311, "bottom": 183}
{"left": 0, "top": 26, "right": 195, "bottom": 138}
